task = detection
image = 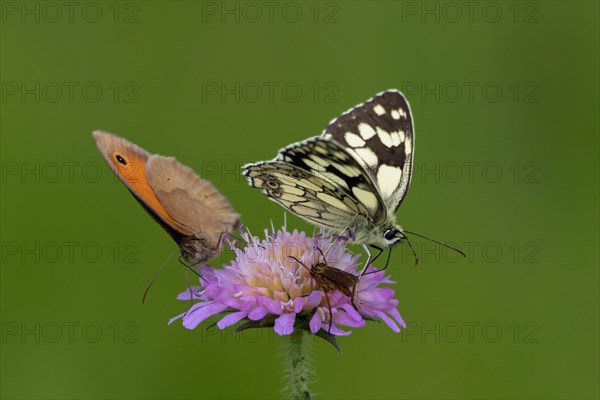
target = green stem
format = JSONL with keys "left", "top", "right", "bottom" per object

{"left": 287, "top": 329, "right": 312, "bottom": 400}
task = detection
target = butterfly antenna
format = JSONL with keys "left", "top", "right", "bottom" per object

{"left": 403, "top": 230, "right": 466, "bottom": 258}
{"left": 383, "top": 247, "right": 393, "bottom": 271}
{"left": 142, "top": 250, "right": 178, "bottom": 304}
{"left": 180, "top": 258, "right": 210, "bottom": 319}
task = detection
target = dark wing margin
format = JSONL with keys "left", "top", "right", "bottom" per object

{"left": 321, "top": 90, "right": 415, "bottom": 212}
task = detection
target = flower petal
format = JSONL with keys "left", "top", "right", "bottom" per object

{"left": 334, "top": 311, "right": 365, "bottom": 328}
{"left": 205, "top": 284, "right": 245, "bottom": 309}
{"left": 261, "top": 297, "right": 283, "bottom": 315}
{"left": 293, "top": 297, "right": 305, "bottom": 313}
{"left": 168, "top": 312, "right": 186, "bottom": 325}
{"left": 176, "top": 287, "right": 203, "bottom": 300}
{"left": 182, "top": 302, "right": 228, "bottom": 330}
{"left": 388, "top": 308, "right": 406, "bottom": 328}
{"left": 327, "top": 324, "right": 352, "bottom": 336}
{"left": 217, "top": 311, "right": 248, "bottom": 329}
{"left": 248, "top": 307, "right": 268, "bottom": 321}
{"left": 171, "top": 226, "right": 405, "bottom": 337}
{"left": 340, "top": 303, "right": 362, "bottom": 321}
{"left": 309, "top": 312, "right": 322, "bottom": 334}
{"left": 303, "top": 291, "right": 323, "bottom": 308}
{"left": 274, "top": 313, "right": 296, "bottom": 336}
{"left": 375, "top": 311, "right": 401, "bottom": 333}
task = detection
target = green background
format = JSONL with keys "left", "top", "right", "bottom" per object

{"left": 1, "top": 1, "right": 598, "bottom": 399}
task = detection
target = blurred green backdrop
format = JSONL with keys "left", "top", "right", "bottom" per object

{"left": 1, "top": 1, "right": 598, "bottom": 399}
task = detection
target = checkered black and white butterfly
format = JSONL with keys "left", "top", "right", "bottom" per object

{"left": 244, "top": 90, "right": 458, "bottom": 270}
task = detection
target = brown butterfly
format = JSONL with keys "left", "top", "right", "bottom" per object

{"left": 93, "top": 130, "right": 240, "bottom": 265}
{"left": 288, "top": 247, "right": 359, "bottom": 334}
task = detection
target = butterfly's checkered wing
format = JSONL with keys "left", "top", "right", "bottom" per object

{"left": 243, "top": 137, "right": 387, "bottom": 230}
{"left": 321, "top": 90, "right": 414, "bottom": 212}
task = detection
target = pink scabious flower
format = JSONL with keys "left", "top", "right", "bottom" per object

{"left": 170, "top": 227, "right": 406, "bottom": 342}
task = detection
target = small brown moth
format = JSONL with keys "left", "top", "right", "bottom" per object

{"left": 288, "top": 248, "right": 359, "bottom": 334}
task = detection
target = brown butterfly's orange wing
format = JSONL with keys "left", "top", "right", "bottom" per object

{"left": 92, "top": 131, "right": 191, "bottom": 237}
{"left": 145, "top": 156, "right": 241, "bottom": 254}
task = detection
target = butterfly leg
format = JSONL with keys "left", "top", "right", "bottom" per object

{"left": 364, "top": 245, "right": 397, "bottom": 276}
{"left": 355, "top": 244, "right": 373, "bottom": 304}
{"left": 178, "top": 256, "right": 207, "bottom": 282}
{"left": 359, "top": 243, "right": 372, "bottom": 278}
{"left": 382, "top": 247, "right": 393, "bottom": 270}
{"left": 369, "top": 245, "right": 386, "bottom": 265}
{"left": 183, "top": 268, "right": 194, "bottom": 310}
{"left": 355, "top": 244, "right": 384, "bottom": 304}
{"left": 358, "top": 244, "right": 384, "bottom": 277}
{"left": 179, "top": 257, "right": 209, "bottom": 315}
{"left": 364, "top": 246, "right": 393, "bottom": 275}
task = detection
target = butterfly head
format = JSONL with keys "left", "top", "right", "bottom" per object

{"left": 178, "top": 236, "right": 215, "bottom": 265}
{"left": 382, "top": 226, "right": 405, "bottom": 247}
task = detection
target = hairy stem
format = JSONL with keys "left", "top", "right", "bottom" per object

{"left": 287, "top": 330, "right": 312, "bottom": 400}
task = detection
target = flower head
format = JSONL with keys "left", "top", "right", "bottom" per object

{"left": 170, "top": 226, "right": 405, "bottom": 340}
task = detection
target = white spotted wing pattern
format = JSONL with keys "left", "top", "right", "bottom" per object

{"left": 243, "top": 90, "right": 414, "bottom": 249}
{"left": 321, "top": 90, "right": 414, "bottom": 212}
